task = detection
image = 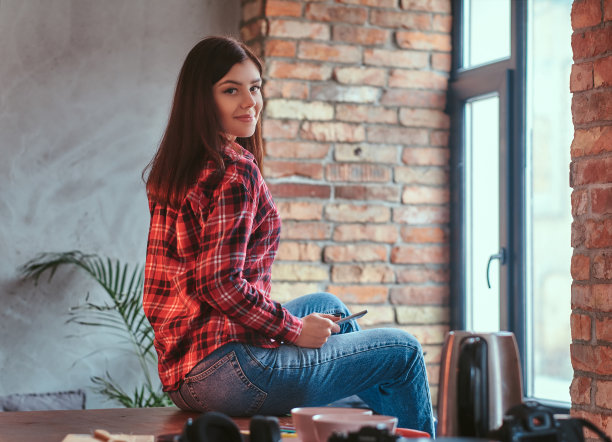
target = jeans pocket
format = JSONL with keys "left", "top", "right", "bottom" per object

{"left": 182, "top": 350, "right": 267, "bottom": 416}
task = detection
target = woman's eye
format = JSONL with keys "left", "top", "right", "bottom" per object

{"left": 250, "top": 85, "right": 261, "bottom": 92}
{"left": 224, "top": 88, "right": 237, "bottom": 94}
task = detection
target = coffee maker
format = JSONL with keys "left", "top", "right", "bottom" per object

{"left": 437, "top": 331, "right": 524, "bottom": 438}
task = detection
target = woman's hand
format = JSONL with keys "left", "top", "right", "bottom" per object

{"left": 294, "top": 313, "right": 341, "bottom": 348}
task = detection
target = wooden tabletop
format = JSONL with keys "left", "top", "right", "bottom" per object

{"left": 0, "top": 406, "right": 294, "bottom": 442}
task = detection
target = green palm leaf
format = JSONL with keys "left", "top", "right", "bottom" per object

{"left": 20, "top": 251, "right": 168, "bottom": 407}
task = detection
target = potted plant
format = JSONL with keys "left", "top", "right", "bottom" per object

{"left": 20, "top": 251, "right": 171, "bottom": 408}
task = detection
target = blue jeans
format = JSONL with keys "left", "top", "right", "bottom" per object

{"left": 167, "top": 292, "right": 435, "bottom": 435}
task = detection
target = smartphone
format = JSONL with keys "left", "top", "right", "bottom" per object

{"left": 335, "top": 309, "right": 368, "bottom": 324}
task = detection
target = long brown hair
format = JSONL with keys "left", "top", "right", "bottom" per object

{"left": 143, "top": 36, "right": 264, "bottom": 208}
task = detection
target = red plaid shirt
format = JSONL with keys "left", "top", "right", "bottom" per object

{"left": 143, "top": 143, "right": 303, "bottom": 391}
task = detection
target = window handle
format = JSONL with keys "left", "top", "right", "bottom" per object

{"left": 486, "top": 248, "right": 507, "bottom": 288}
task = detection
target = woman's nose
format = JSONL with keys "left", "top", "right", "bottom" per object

{"left": 241, "top": 92, "right": 256, "bottom": 108}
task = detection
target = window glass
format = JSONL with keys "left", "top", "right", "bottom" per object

{"left": 463, "top": 0, "right": 511, "bottom": 68}
{"left": 526, "top": 0, "right": 573, "bottom": 403}
{"left": 465, "top": 95, "right": 501, "bottom": 333}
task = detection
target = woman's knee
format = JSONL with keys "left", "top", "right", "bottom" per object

{"left": 307, "top": 292, "right": 350, "bottom": 315}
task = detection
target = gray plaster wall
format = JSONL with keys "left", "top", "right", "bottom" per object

{"left": 0, "top": 0, "right": 240, "bottom": 409}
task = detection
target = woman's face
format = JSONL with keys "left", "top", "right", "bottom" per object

{"left": 212, "top": 59, "right": 263, "bottom": 141}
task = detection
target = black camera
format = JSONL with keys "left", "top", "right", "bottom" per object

{"left": 491, "top": 401, "right": 610, "bottom": 442}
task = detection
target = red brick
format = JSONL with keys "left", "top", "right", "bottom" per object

{"left": 264, "top": 160, "right": 324, "bottom": 179}
{"left": 595, "top": 379, "right": 612, "bottom": 408}
{"left": 430, "top": 130, "right": 449, "bottom": 147}
{"left": 401, "top": 226, "right": 448, "bottom": 243}
{"left": 571, "top": 343, "right": 612, "bottom": 374}
{"left": 396, "top": 31, "right": 452, "bottom": 52}
{"left": 334, "top": 143, "right": 398, "bottom": 163}
{"left": 265, "top": 0, "right": 303, "bottom": 17}
{"left": 606, "top": 0, "right": 612, "bottom": 21}
{"left": 305, "top": 3, "right": 367, "bottom": 24}
{"left": 325, "top": 204, "right": 391, "bottom": 223}
{"left": 240, "top": 19, "right": 268, "bottom": 42}
{"left": 265, "top": 140, "right": 330, "bottom": 159}
{"left": 268, "top": 60, "right": 332, "bottom": 80}
{"left": 432, "top": 14, "right": 453, "bottom": 33}
{"left": 596, "top": 317, "right": 612, "bottom": 342}
{"left": 265, "top": 39, "right": 297, "bottom": 57}
{"left": 572, "top": 254, "right": 591, "bottom": 280}
{"left": 331, "top": 264, "right": 395, "bottom": 283}
{"left": 326, "top": 285, "right": 389, "bottom": 303}
{"left": 571, "top": 312, "right": 592, "bottom": 341}
{"left": 570, "top": 376, "right": 592, "bottom": 405}
{"left": 268, "top": 19, "right": 330, "bottom": 40}
{"left": 389, "top": 69, "right": 448, "bottom": 90}
{"left": 402, "top": 147, "right": 449, "bottom": 166}
{"left": 585, "top": 218, "right": 612, "bottom": 248}
{"left": 336, "top": 104, "right": 397, "bottom": 124}
{"left": 276, "top": 201, "right": 324, "bottom": 221}
{"left": 337, "top": 0, "right": 396, "bottom": 7}
{"left": 394, "top": 205, "right": 450, "bottom": 225}
{"left": 389, "top": 285, "right": 449, "bottom": 305}
{"left": 395, "top": 166, "right": 449, "bottom": 186}
{"left": 572, "top": 220, "right": 586, "bottom": 247}
{"left": 370, "top": 10, "right": 431, "bottom": 30}
{"left": 381, "top": 89, "right": 446, "bottom": 108}
{"left": 571, "top": 189, "right": 589, "bottom": 216}
{"left": 391, "top": 245, "right": 449, "bottom": 264}
{"left": 571, "top": 0, "right": 602, "bottom": 30}
{"left": 298, "top": 42, "right": 362, "bottom": 63}
{"left": 310, "top": 84, "right": 379, "bottom": 103}
{"left": 281, "top": 221, "right": 332, "bottom": 240}
{"left": 572, "top": 282, "right": 612, "bottom": 312}
{"left": 593, "top": 251, "right": 612, "bottom": 279}
{"left": 570, "top": 410, "right": 612, "bottom": 439}
{"left": 324, "top": 244, "right": 388, "bottom": 262}
{"left": 401, "top": 0, "right": 451, "bottom": 13}
{"left": 397, "top": 267, "right": 449, "bottom": 284}
{"left": 301, "top": 121, "right": 366, "bottom": 142}
{"left": 571, "top": 89, "right": 612, "bottom": 125}
{"left": 267, "top": 182, "right": 331, "bottom": 199}
{"left": 333, "top": 224, "right": 398, "bottom": 243}
{"left": 570, "top": 157, "right": 612, "bottom": 186}
{"left": 570, "top": 62, "right": 593, "bottom": 92}
{"left": 335, "top": 185, "right": 400, "bottom": 202}
{"left": 333, "top": 67, "right": 388, "bottom": 86}
{"left": 333, "top": 25, "right": 389, "bottom": 46}
{"left": 367, "top": 126, "right": 429, "bottom": 145}
{"left": 571, "top": 127, "right": 612, "bottom": 158}
{"left": 592, "top": 187, "right": 612, "bottom": 215}
{"left": 594, "top": 56, "right": 612, "bottom": 88}
{"left": 402, "top": 186, "right": 449, "bottom": 204}
{"left": 263, "top": 80, "right": 308, "bottom": 99}
{"left": 572, "top": 27, "right": 612, "bottom": 61}
{"left": 263, "top": 119, "right": 300, "bottom": 139}
{"left": 399, "top": 108, "right": 450, "bottom": 129}
{"left": 571, "top": 282, "right": 591, "bottom": 309}
{"left": 276, "top": 241, "right": 322, "bottom": 261}
{"left": 364, "top": 48, "right": 429, "bottom": 69}
{"left": 432, "top": 53, "right": 451, "bottom": 72}
{"left": 326, "top": 163, "right": 391, "bottom": 182}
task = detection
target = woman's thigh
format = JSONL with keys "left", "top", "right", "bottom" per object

{"left": 245, "top": 327, "right": 425, "bottom": 416}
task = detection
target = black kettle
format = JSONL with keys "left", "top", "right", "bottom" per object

{"left": 437, "top": 331, "right": 524, "bottom": 438}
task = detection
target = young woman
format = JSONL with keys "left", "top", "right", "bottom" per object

{"left": 142, "top": 36, "right": 435, "bottom": 435}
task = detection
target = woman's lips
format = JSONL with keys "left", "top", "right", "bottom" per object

{"left": 235, "top": 114, "right": 256, "bottom": 122}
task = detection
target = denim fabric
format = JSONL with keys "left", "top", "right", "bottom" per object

{"left": 167, "top": 292, "right": 435, "bottom": 435}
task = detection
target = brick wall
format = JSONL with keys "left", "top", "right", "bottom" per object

{"left": 240, "top": 0, "right": 452, "bottom": 403}
{"left": 569, "top": 0, "right": 612, "bottom": 435}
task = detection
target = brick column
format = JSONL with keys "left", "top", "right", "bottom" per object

{"left": 240, "top": 0, "right": 452, "bottom": 402}
{"left": 569, "top": 0, "right": 612, "bottom": 435}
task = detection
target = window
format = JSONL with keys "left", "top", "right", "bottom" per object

{"left": 449, "top": 0, "right": 573, "bottom": 406}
